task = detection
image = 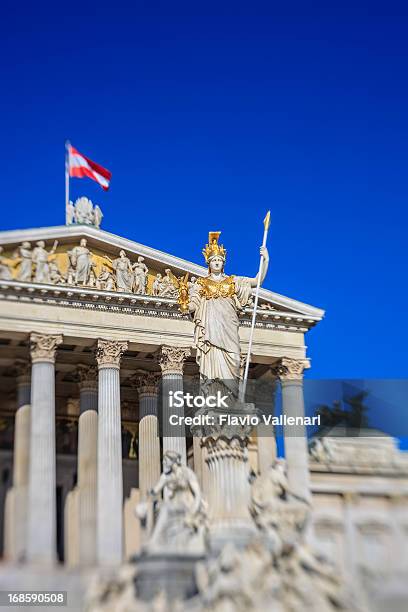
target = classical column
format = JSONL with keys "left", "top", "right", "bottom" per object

{"left": 131, "top": 371, "right": 161, "bottom": 499}
{"left": 27, "top": 333, "right": 63, "bottom": 565}
{"left": 96, "top": 339, "right": 128, "bottom": 565}
{"left": 158, "top": 346, "right": 191, "bottom": 466}
{"left": 273, "top": 358, "right": 311, "bottom": 502}
{"left": 77, "top": 364, "right": 98, "bottom": 565}
{"left": 3, "top": 361, "right": 31, "bottom": 561}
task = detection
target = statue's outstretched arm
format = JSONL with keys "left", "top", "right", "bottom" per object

{"left": 50, "top": 240, "right": 58, "bottom": 255}
{"left": 249, "top": 246, "right": 269, "bottom": 288}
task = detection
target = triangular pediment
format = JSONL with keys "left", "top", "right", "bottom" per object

{"left": 0, "top": 224, "right": 324, "bottom": 324}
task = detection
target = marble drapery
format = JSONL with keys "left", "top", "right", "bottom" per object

{"left": 111, "top": 252, "right": 133, "bottom": 292}
{"left": 190, "top": 275, "right": 252, "bottom": 381}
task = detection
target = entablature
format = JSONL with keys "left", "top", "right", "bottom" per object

{"left": 0, "top": 279, "right": 321, "bottom": 333}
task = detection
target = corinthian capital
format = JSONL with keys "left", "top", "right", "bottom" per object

{"left": 95, "top": 339, "right": 128, "bottom": 369}
{"left": 77, "top": 364, "right": 98, "bottom": 390}
{"left": 130, "top": 370, "right": 160, "bottom": 396}
{"left": 271, "top": 358, "right": 309, "bottom": 381}
{"left": 30, "top": 333, "right": 63, "bottom": 364}
{"left": 158, "top": 346, "right": 191, "bottom": 375}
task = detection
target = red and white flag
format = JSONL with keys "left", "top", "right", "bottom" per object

{"left": 68, "top": 144, "right": 112, "bottom": 191}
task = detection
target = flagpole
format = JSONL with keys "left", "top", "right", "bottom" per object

{"left": 240, "top": 211, "right": 271, "bottom": 402}
{"left": 65, "top": 140, "right": 70, "bottom": 224}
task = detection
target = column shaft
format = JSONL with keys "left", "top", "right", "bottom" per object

{"left": 27, "top": 360, "right": 58, "bottom": 563}
{"left": 158, "top": 346, "right": 191, "bottom": 468}
{"left": 77, "top": 374, "right": 98, "bottom": 565}
{"left": 138, "top": 390, "right": 160, "bottom": 500}
{"left": 162, "top": 372, "right": 186, "bottom": 465}
{"left": 96, "top": 339, "right": 128, "bottom": 566}
{"left": 3, "top": 364, "right": 31, "bottom": 561}
{"left": 97, "top": 368, "right": 122, "bottom": 564}
{"left": 281, "top": 379, "right": 310, "bottom": 501}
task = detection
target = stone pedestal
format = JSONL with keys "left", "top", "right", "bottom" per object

{"left": 96, "top": 339, "right": 128, "bottom": 566}
{"left": 158, "top": 346, "right": 190, "bottom": 466}
{"left": 3, "top": 361, "right": 31, "bottom": 561}
{"left": 197, "top": 404, "right": 257, "bottom": 551}
{"left": 273, "top": 358, "right": 311, "bottom": 502}
{"left": 27, "top": 333, "right": 63, "bottom": 565}
{"left": 131, "top": 372, "right": 161, "bottom": 500}
{"left": 77, "top": 365, "right": 98, "bottom": 565}
{"left": 133, "top": 554, "right": 204, "bottom": 602}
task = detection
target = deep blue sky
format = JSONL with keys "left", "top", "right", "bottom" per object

{"left": 1, "top": 2, "right": 408, "bottom": 381}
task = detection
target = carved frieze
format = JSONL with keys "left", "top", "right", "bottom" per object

{"left": 0, "top": 246, "right": 15, "bottom": 280}
{"left": 2, "top": 238, "right": 185, "bottom": 302}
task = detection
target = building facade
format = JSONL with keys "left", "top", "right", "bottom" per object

{"left": 0, "top": 205, "right": 407, "bottom": 609}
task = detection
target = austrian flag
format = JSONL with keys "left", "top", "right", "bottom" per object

{"left": 68, "top": 144, "right": 112, "bottom": 190}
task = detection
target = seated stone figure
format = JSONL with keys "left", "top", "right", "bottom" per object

{"left": 137, "top": 450, "right": 207, "bottom": 556}
{"left": 247, "top": 460, "right": 367, "bottom": 612}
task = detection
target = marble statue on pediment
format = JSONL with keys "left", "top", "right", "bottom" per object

{"left": 15, "top": 242, "right": 33, "bottom": 282}
{"left": 151, "top": 273, "right": 163, "bottom": 296}
{"left": 74, "top": 197, "right": 94, "bottom": 225}
{"left": 158, "top": 268, "right": 178, "bottom": 298}
{"left": 66, "top": 200, "right": 76, "bottom": 225}
{"left": 66, "top": 260, "right": 75, "bottom": 285}
{"left": 49, "top": 260, "right": 66, "bottom": 284}
{"left": 32, "top": 240, "right": 58, "bottom": 284}
{"left": 88, "top": 266, "right": 98, "bottom": 288}
{"left": 136, "top": 450, "right": 207, "bottom": 555}
{"left": 105, "top": 250, "right": 133, "bottom": 292}
{"left": 67, "top": 238, "right": 95, "bottom": 286}
{"left": 94, "top": 204, "right": 103, "bottom": 228}
{"left": 132, "top": 256, "right": 148, "bottom": 294}
{"left": 96, "top": 265, "right": 115, "bottom": 291}
{"left": 0, "top": 247, "right": 15, "bottom": 280}
{"left": 188, "top": 275, "right": 198, "bottom": 297}
{"left": 66, "top": 197, "right": 104, "bottom": 228}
